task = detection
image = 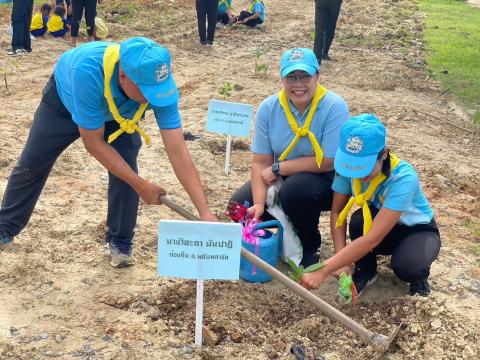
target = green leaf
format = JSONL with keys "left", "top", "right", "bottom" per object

{"left": 304, "top": 262, "right": 325, "bottom": 273}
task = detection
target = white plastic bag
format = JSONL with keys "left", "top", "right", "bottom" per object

{"left": 266, "top": 178, "right": 303, "bottom": 265}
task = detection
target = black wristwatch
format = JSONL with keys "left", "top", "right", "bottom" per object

{"left": 271, "top": 162, "right": 280, "bottom": 177}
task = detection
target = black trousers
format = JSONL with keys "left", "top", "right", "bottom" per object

{"left": 217, "top": 12, "right": 229, "bottom": 25}
{"left": 11, "top": 0, "right": 34, "bottom": 52}
{"left": 237, "top": 11, "right": 263, "bottom": 27}
{"left": 230, "top": 172, "right": 335, "bottom": 255}
{"left": 71, "top": 0, "right": 97, "bottom": 37}
{"left": 313, "top": 0, "right": 342, "bottom": 62}
{"left": 0, "top": 76, "right": 141, "bottom": 245}
{"left": 349, "top": 206, "right": 441, "bottom": 283}
{"left": 196, "top": 0, "right": 219, "bottom": 42}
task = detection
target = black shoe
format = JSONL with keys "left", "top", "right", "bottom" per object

{"left": 409, "top": 278, "right": 431, "bottom": 297}
{"left": 321, "top": 53, "right": 331, "bottom": 60}
{"left": 0, "top": 229, "right": 13, "bottom": 248}
{"left": 352, "top": 267, "right": 378, "bottom": 298}
{"left": 300, "top": 252, "right": 320, "bottom": 268}
{"left": 207, "top": 40, "right": 213, "bottom": 46}
{"left": 200, "top": 40, "right": 207, "bottom": 46}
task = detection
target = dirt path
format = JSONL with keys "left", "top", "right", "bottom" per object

{"left": 1, "top": 0, "right": 479, "bottom": 359}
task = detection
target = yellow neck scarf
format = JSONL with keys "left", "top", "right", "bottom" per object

{"left": 103, "top": 45, "right": 150, "bottom": 145}
{"left": 278, "top": 84, "right": 328, "bottom": 167}
{"left": 336, "top": 152, "right": 400, "bottom": 235}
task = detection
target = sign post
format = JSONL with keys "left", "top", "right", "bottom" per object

{"left": 158, "top": 220, "right": 242, "bottom": 347}
{"left": 206, "top": 100, "right": 253, "bottom": 174}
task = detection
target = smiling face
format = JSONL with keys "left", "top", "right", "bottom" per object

{"left": 282, "top": 70, "right": 319, "bottom": 113}
{"left": 118, "top": 67, "right": 147, "bottom": 104}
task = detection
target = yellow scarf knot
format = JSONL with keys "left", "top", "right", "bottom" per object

{"left": 103, "top": 44, "right": 151, "bottom": 145}
{"left": 278, "top": 84, "right": 328, "bottom": 167}
{"left": 335, "top": 152, "right": 400, "bottom": 235}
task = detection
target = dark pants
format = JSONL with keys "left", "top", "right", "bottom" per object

{"left": 237, "top": 11, "right": 263, "bottom": 27}
{"left": 314, "top": 0, "right": 342, "bottom": 62}
{"left": 230, "top": 172, "right": 335, "bottom": 255}
{"left": 11, "top": 0, "right": 34, "bottom": 52}
{"left": 71, "top": 0, "right": 97, "bottom": 37}
{"left": 196, "top": 0, "right": 219, "bottom": 43}
{"left": 217, "top": 12, "right": 229, "bottom": 25}
{"left": 0, "top": 76, "right": 141, "bottom": 245}
{"left": 349, "top": 206, "right": 441, "bottom": 283}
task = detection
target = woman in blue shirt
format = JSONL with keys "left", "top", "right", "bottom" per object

{"left": 300, "top": 114, "right": 441, "bottom": 297}
{"left": 235, "top": 0, "right": 265, "bottom": 27}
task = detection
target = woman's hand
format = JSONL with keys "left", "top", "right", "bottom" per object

{"left": 333, "top": 265, "right": 353, "bottom": 279}
{"left": 248, "top": 204, "right": 264, "bottom": 219}
{"left": 199, "top": 211, "right": 219, "bottom": 222}
{"left": 261, "top": 166, "right": 277, "bottom": 186}
{"left": 299, "top": 269, "right": 328, "bottom": 290}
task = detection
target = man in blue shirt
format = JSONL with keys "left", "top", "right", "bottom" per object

{"left": 0, "top": 37, "right": 218, "bottom": 267}
{"left": 230, "top": 48, "right": 349, "bottom": 267}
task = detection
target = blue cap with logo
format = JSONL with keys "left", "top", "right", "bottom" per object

{"left": 120, "top": 37, "right": 179, "bottom": 107}
{"left": 280, "top": 48, "right": 319, "bottom": 78}
{"left": 334, "top": 114, "right": 387, "bottom": 178}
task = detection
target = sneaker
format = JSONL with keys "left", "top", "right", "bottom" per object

{"left": 206, "top": 40, "right": 213, "bottom": 46}
{"left": 352, "top": 267, "right": 378, "bottom": 298}
{"left": 200, "top": 40, "right": 207, "bottom": 46}
{"left": 409, "top": 278, "right": 431, "bottom": 297}
{"left": 0, "top": 230, "right": 13, "bottom": 248}
{"left": 321, "top": 53, "right": 331, "bottom": 60}
{"left": 7, "top": 49, "right": 25, "bottom": 57}
{"left": 109, "top": 239, "right": 135, "bottom": 268}
{"left": 300, "top": 252, "right": 320, "bottom": 268}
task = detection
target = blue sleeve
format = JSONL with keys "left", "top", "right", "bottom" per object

{"left": 332, "top": 173, "right": 352, "bottom": 195}
{"left": 320, "top": 98, "right": 350, "bottom": 158}
{"left": 254, "top": 3, "right": 263, "bottom": 14}
{"left": 251, "top": 100, "right": 272, "bottom": 154}
{"left": 63, "top": 19, "right": 70, "bottom": 26}
{"left": 383, "top": 173, "right": 418, "bottom": 212}
{"left": 152, "top": 102, "right": 182, "bottom": 129}
{"left": 70, "top": 69, "right": 105, "bottom": 130}
{"left": 43, "top": 15, "right": 49, "bottom": 26}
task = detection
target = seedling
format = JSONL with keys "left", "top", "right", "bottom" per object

{"left": 254, "top": 49, "right": 268, "bottom": 76}
{"left": 0, "top": 57, "right": 19, "bottom": 94}
{"left": 218, "top": 81, "right": 233, "bottom": 100}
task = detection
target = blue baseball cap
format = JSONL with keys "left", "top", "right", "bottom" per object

{"left": 120, "top": 37, "right": 179, "bottom": 107}
{"left": 280, "top": 48, "right": 319, "bottom": 78}
{"left": 334, "top": 114, "right": 387, "bottom": 178}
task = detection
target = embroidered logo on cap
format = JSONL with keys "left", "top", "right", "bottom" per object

{"left": 155, "top": 63, "right": 169, "bottom": 83}
{"left": 345, "top": 136, "right": 363, "bottom": 154}
{"left": 289, "top": 49, "right": 304, "bottom": 62}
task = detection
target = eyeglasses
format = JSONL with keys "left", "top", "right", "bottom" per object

{"left": 285, "top": 73, "right": 313, "bottom": 84}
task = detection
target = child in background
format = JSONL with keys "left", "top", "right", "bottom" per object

{"left": 217, "top": 0, "right": 234, "bottom": 26}
{"left": 235, "top": 0, "right": 265, "bottom": 27}
{"left": 30, "top": 3, "right": 52, "bottom": 38}
{"left": 48, "top": 6, "right": 71, "bottom": 38}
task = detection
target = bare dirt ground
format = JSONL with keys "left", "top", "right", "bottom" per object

{"left": 0, "top": 0, "right": 479, "bottom": 359}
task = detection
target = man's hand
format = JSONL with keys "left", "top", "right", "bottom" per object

{"left": 248, "top": 203, "right": 264, "bottom": 219}
{"left": 261, "top": 166, "right": 277, "bottom": 185}
{"left": 139, "top": 181, "right": 166, "bottom": 205}
{"left": 199, "top": 211, "right": 219, "bottom": 222}
{"left": 300, "top": 269, "right": 328, "bottom": 290}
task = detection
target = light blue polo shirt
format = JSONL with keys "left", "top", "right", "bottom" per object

{"left": 252, "top": 1, "right": 266, "bottom": 22}
{"left": 332, "top": 161, "right": 434, "bottom": 226}
{"left": 54, "top": 41, "right": 181, "bottom": 130}
{"left": 252, "top": 90, "right": 349, "bottom": 161}
{"left": 218, "top": 0, "right": 232, "bottom": 14}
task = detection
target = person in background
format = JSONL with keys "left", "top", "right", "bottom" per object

{"left": 48, "top": 6, "right": 71, "bottom": 38}
{"left": 235, "top": 0, "right": 265, "bottom": 28}
{"left": 230, "top": 48, "right": 349, "bottom": 267}
{"left": 30, "top": 3, "right": 52, "bottom": 38}
{"left": 300, "top": 114, "right": 441, "bottom": 297}
{"left": 217, "top": 0, "right": 234, "bottom": 26}
{"left": 9, "top": 0, "right": 34, "bottom": 56}
{"left": 71, "top": 0, "right": 99, "bottom": 47}
{"left": 313, "top": 0, "right": 343, "bottom": 63}
{"left": 196, "top": 0, "right": 219, "bottom": 46}
{"left": 55, "top": 0, "right": 73, "bottom": 25}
